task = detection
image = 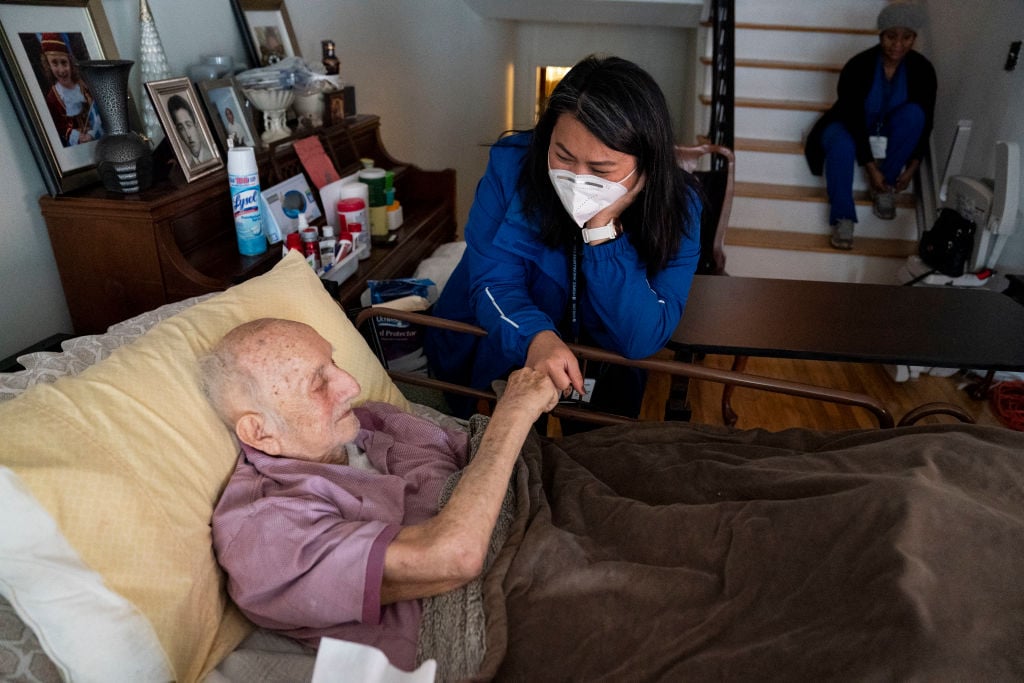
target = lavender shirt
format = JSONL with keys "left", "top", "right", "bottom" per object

{"left": 211, "top": 402, "right": 470, "bottom": 670}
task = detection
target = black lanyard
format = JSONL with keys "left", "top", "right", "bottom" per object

{"left": 569, "top": 235, "right": 582, "bottom": 344}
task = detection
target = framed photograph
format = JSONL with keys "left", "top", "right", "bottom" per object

{"left": 145, "top": 77, "right": 223, "bottom": 182}
{"left": 231, "top": 0, "right": 301, "bottom": 68}
{"left": 324, "top": 87, "right": 356, "bottom": 126}
{"left": 0, "top": 0, "right": 135, "bottom": 195}
{"left": 198, "top": 77, "right": 258, "bottom": 153}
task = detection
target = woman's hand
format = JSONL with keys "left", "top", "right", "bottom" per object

{"left": 525, "top": 330, "right": 585, "bottom": 397}
{"left": 585, "top": 173, "right": 646, "bottom": 234}
{"left": 865, "top": 162, "right": 889, "bottom": 193}
{"left": 894, "top": 159, "right": 920, "bottom": 192}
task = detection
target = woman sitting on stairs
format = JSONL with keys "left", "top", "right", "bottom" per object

{"left": 803, "top": 1, "right": 937, "bottom": 250}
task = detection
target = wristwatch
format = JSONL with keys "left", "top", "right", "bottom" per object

{"left": 581, "top": 220, "right": 619, "bottom": 244}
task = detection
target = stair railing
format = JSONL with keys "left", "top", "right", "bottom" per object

{"left": 706, "top": 0, "right": 735, "bottom": 169}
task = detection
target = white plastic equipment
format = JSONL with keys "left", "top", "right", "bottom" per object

{"left": 889, "top": 140, "right": 1020, "bottom": 383}
{"left": 900, "top": 140, "right": 1020, "bottom": 287}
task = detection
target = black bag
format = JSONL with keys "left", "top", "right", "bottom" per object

{"left": 919, "top": 207, "right": 976, "bottom": 277}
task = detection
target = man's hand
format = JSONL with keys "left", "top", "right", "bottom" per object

{"left": 380, "top": 369, "right": 557, "bottom": 605}
{"left": 497, "top": 367, "right": 560, "bottom": 419}
{"left": 526, "top": 330, "right": 585, "bottom": 397}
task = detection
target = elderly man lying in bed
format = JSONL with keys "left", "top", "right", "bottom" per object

{"left": 202, "top": 318, "right": 1024, "bottom": 682}
{"left": 200, "top": 317, "right": 558, "bottom": 676}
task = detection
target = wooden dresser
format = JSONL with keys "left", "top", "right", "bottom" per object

{"left": 39, "top": 114, "right": 457, "bottom": 334}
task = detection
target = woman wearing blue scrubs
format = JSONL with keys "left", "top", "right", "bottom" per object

{"left": 804, "top": 2, "right": 937, "bottom": 250}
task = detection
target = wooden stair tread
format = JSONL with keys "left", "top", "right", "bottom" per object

{"left": 725, "top": 227, "right": 917, "bottom": 259}
{"left": 701, "top": 56, "right": 843, "bottom": 73}
{"left": 736, "top": 181, "right": 917, "bottom": 208}
{"left": 735, "top": 22, "right": 878, "bottom": 36}
{"left": 735, "top": 138, "right": 804, "bottom": 154}
{"left": 699, "top": 94, "right": 830, "bottom": 112}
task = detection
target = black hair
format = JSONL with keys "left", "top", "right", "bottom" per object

{"left": 518, "top": 54, "right": 699, "bottom": 273}
{"left": 167, "top": 94, "right": 195, "bottom": 122}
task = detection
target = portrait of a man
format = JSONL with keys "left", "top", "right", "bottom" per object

{"left": 167, "top": 93, "right": 213, "bottom": 165}
{"left": 146, "top": 76, "right": 222, "bottom": 182}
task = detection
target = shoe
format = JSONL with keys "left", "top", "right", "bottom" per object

{"left": 830, "top": 219, "right": 854, "bottom": 250}
{"left": 872, "top": 189, "right": 896, "bottom": 220}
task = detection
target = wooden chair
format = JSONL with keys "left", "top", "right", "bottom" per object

{"left": 675, "top": 143, "right": 735, "bottom": 277}
{"left": 669, "top": 143, "right": 749, "bottom": 425}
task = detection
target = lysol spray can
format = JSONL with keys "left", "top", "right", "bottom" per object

{"left": 227, "top": 146, "right": 267, "bottom": 256}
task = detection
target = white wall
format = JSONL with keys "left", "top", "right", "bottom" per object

{"left": 0, "top": 0, "right": 248, "bottom": 360}
{"left": 0, "top": 0, "right": 697, "bottom": 359}
{"left": 511, "top": 22, "right": 693, "bottom": 141}
{"left": 6, "top": 0, "right": 1020, "bottom": 360}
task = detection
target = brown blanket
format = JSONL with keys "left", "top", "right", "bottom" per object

{"left": 475, "top": 422, "right": 1024, "bottom": 681}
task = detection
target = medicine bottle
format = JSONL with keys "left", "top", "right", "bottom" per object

{"left": 301, "top": 228, "right": 321, "bottom": 271}
{"left": 284, "top": 232, "right": 303, "bottom": 257}
{"left": 319, "top": 225, "right": 337, "bottom": 268}
{"left": 348, "top": 221, "right": 370, "bottom": 260}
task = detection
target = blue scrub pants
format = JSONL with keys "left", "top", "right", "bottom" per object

{"left": 821, "top": 102, "right": 925, "bottom": 225}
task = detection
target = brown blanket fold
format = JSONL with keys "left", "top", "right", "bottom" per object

{"left": 476, "top": 422, "right": 1024, "bottom": 681}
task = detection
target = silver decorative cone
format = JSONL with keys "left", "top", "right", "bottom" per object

{"left": 139, "top": 0, "right": 170, "bottom": 144}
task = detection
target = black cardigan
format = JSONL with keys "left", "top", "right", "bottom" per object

{"left": 804, "top": 45, "right": 937, "bottom": 176}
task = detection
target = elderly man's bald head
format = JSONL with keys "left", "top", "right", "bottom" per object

{"left": 199, "top": 318, "right": 306, "bottom": 427}
{"left": 198, "top": 318, "right": 362, "bottom": 463}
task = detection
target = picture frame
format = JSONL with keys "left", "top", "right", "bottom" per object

{"left": 0, "top": 0, "right": 137, "bottom": 195}
{"left": 198, "top": 77, "right": 259, "bottom": 153}
{"left": 145, "top": 76, "right": 223, "bottom": 183}
{"left": 324, "top": 87, "right": 356, "bottom": 127}
{"left": 231, "top": 0, "right": 301, "bottom": 68}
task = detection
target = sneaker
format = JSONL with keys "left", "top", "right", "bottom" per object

{"left": 872, "top": 189, "right": 896, "bottom": 220}
{"left": 830, "top": 219, "right": 854, "bottom": 250}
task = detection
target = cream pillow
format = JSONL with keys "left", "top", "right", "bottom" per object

{"left": 0, "top": 250, "right": 409, "bottom": 682}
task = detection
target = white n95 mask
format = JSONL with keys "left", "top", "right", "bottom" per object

{"left": 548, "top": 165, "right": 636, "bottom": 227}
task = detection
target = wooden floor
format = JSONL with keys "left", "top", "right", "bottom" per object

{"left": 639, "top": 352, "right": 1006, "bottom": 432}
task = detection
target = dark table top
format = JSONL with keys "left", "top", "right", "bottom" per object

{"left": 673, "top": 275, "right": 1024, "bottom": 370}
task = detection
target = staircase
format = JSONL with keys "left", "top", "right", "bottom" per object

{"left": 698, "top": 0, "right": 923, "bottom": 284}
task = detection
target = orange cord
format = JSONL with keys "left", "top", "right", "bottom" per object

{"left": 990, "top": 381, "right": 1024, "bottom": 431}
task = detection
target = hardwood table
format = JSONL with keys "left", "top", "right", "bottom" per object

{"left": 671, "top": 275, "right": 1024, "bottom": 422}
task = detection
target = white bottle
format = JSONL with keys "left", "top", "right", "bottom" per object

{"left": 318, "top": 225, "right": 337, "bottom": 272}
{"left": 348, "top": 221, "right": 370, "bottom": 260}
{"left": 227, "top": 146, "right": 267, "bottom": 256}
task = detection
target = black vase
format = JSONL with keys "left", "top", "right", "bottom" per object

{"left": 79, "top": 59, "right": 153, "bottom": 193}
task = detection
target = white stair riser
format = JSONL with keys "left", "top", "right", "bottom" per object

{"left": 730, "top": 106, "right": 822, "bottom": 141}
{"left": 735, "top": 149, "right": 843, "bottom": 188}
{"left": 736, "top": 150, "right": 919, "bottom": 193}
{"left": 734, "top": 29, "right": 875, "bottom": 64}
{"left": 733, "top": 66, "right": 837, "bottom": 103}
{"left": 725, "top": 245, "right": 907, "bottom": 285}
{"left": 734, "top": 0, "right": 887, "bottom": 27}
{"left": 731, "top": 196, "right": 919, "bottom": 240}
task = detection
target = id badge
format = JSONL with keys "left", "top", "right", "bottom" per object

{"left": 565, "top": 377, "right": 597, "bottom": 404}
{"left": 869, "top": 135, "right": 888, "bottom": 159}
